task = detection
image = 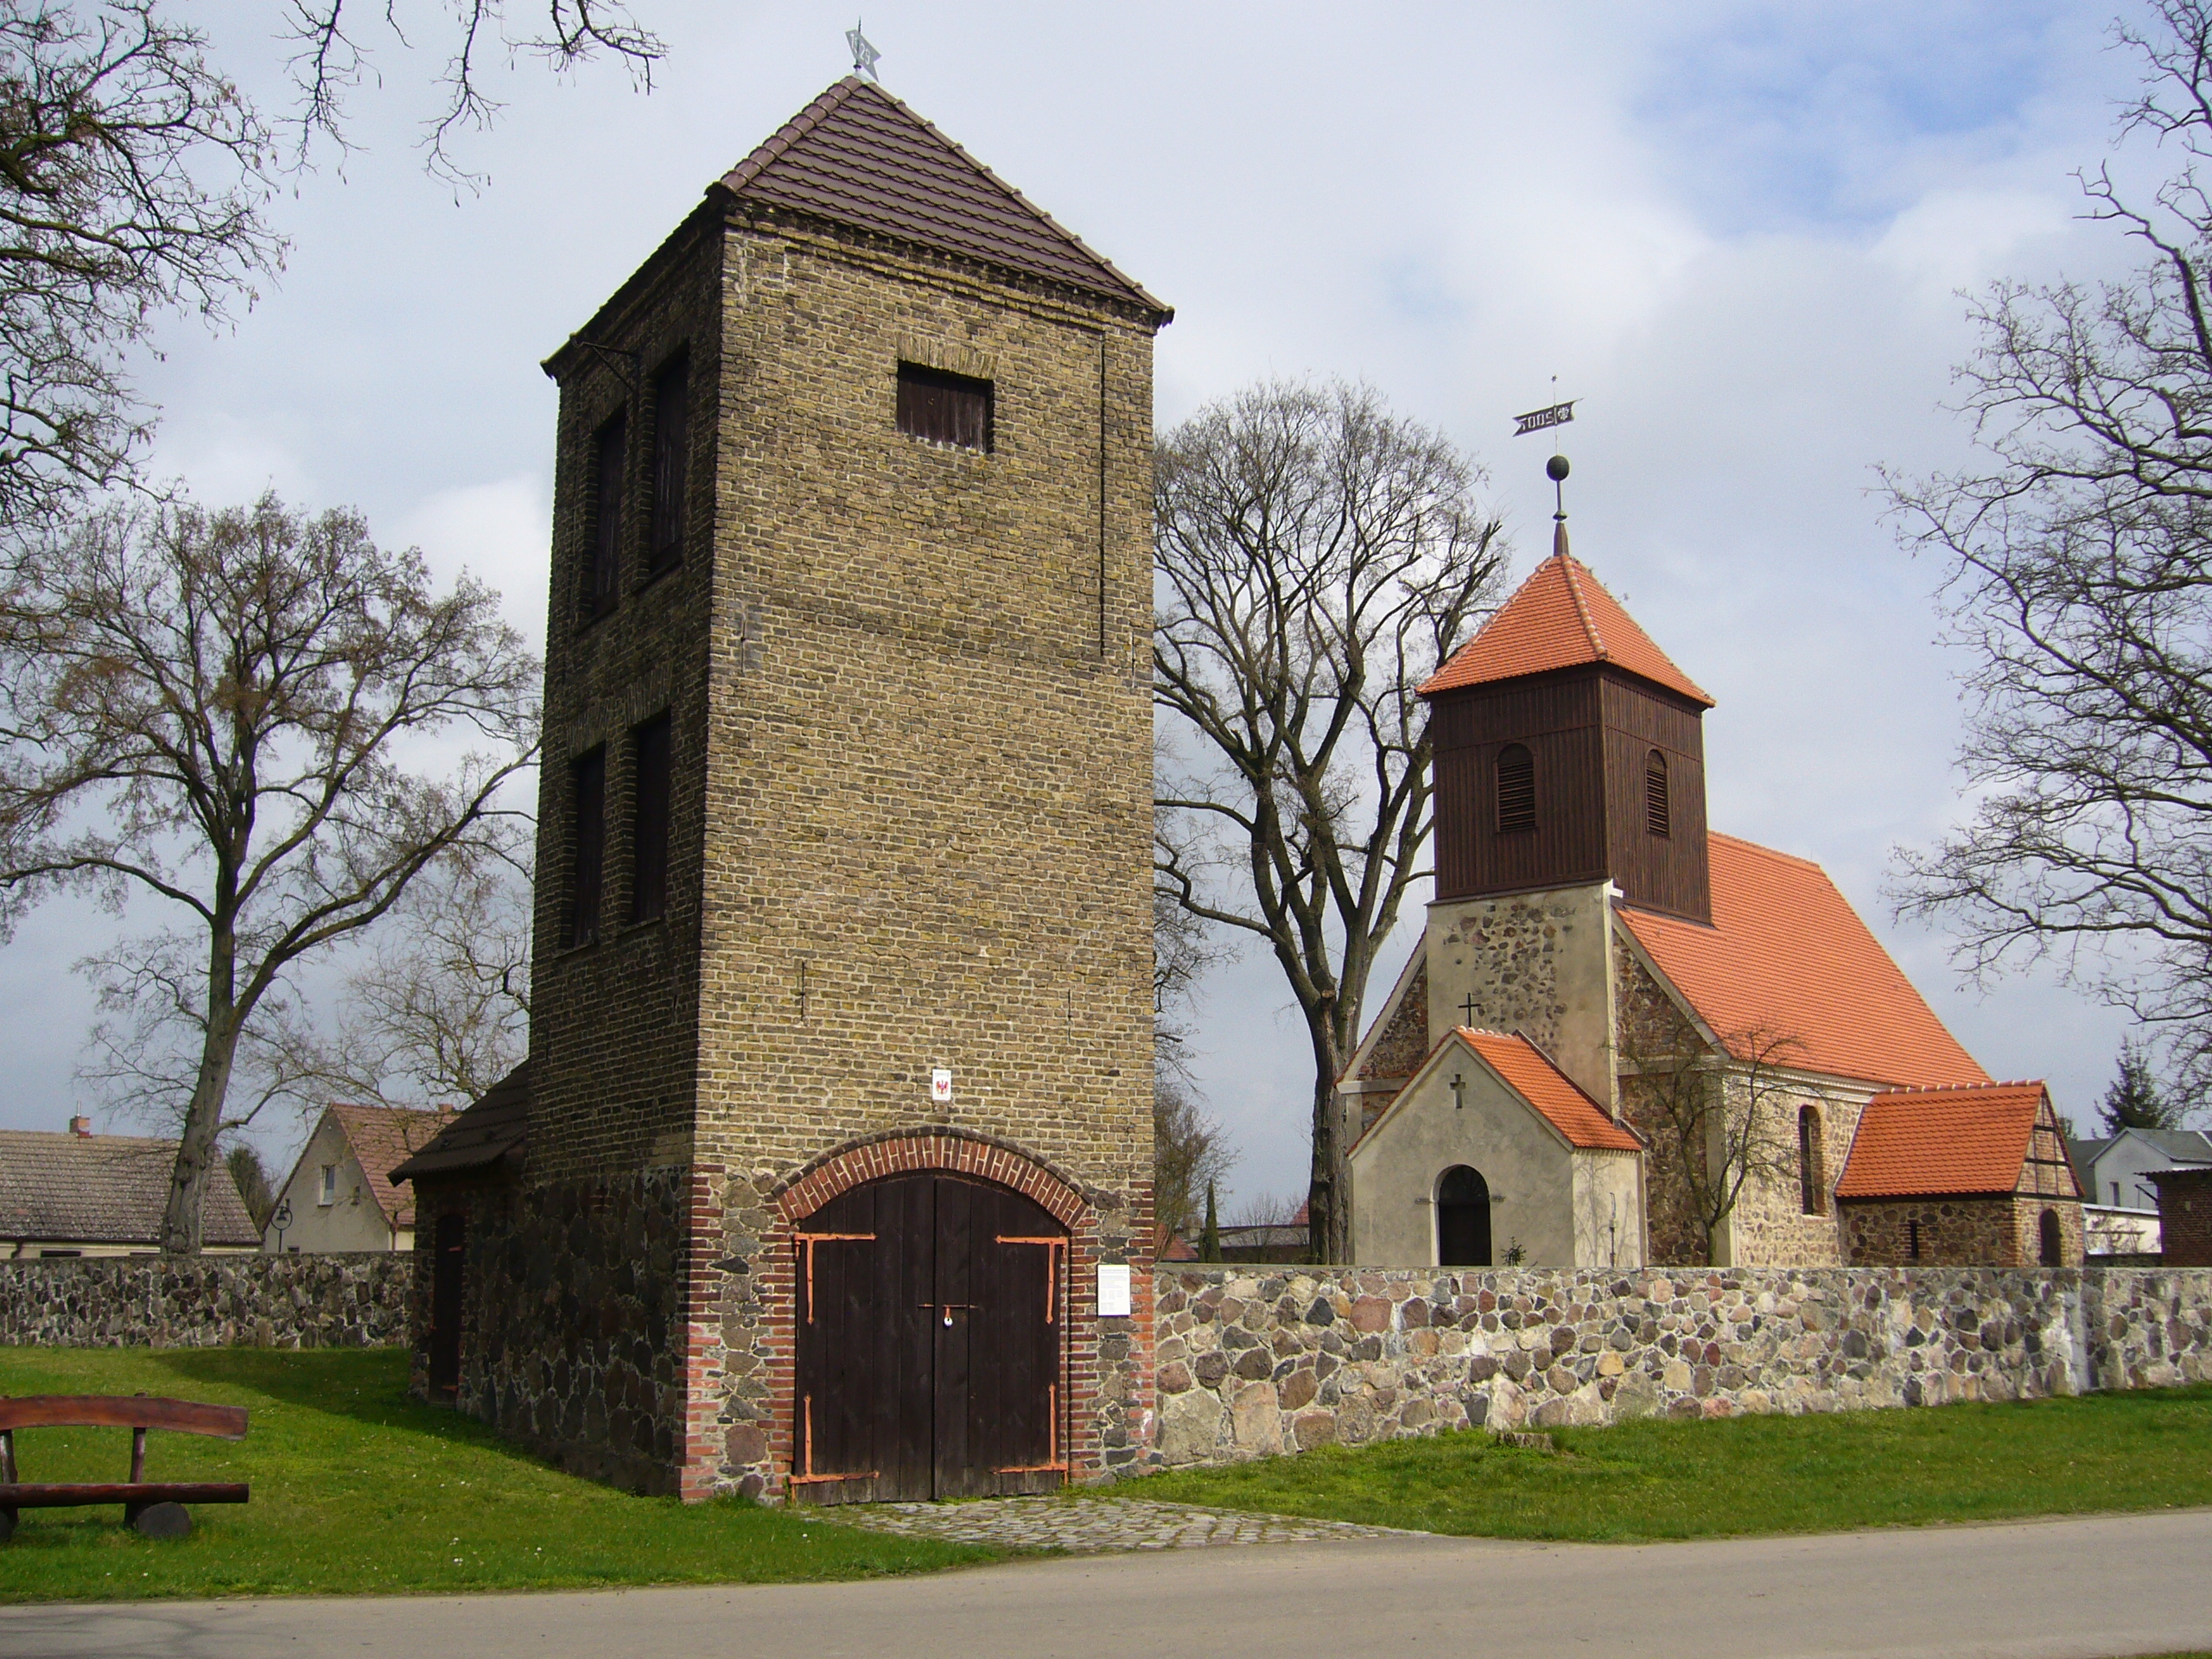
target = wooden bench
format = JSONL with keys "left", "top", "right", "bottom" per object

{"left": 0, "top": 1395, "right": 250, "bottom": 1541}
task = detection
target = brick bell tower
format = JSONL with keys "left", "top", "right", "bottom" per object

{"left": 409, "top": 76, "right": 1170, "bottom": 1500}
{"left": 1413, "top": 481, "right": 1715, "bottom": 1111}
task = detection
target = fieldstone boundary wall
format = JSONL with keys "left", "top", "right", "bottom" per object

{"left": 0, "top": 1254, "right": 409, "bottom": 1350}
{"left": 1147, "top": 1264, "right": 2212, "bottom": 1468}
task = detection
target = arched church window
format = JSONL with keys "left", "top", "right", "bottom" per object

{"left": 2039, "top": 1207, "right": 2063, "bottom": 1267}
{"left": 1436, "top": 1166, "right": 1492, "bottom": 1267}
{"left": 1797, "top": 1104, "right": 1825, "bottom": 1215}
{"left": 1645, "top": 748, "right": 1670, "bottom": 837}
{"left": 1496, "top": 744, "right": 1535, "bottom": 834}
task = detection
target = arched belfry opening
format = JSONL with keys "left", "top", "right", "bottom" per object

{"left": 1436, "top": 1166, "right": 1492, "bottom": 1267}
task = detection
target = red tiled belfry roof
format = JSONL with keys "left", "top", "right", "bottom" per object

{"left": 1419, "top": 547, "right": 1714, "bottom": 706}
{"left": 1619, "top": 835, "right": 1990, "bottom": 1090}
{"left": 1458, "top": 1029, "right": 1643, "bottom": 1152}
{"left": 716, "top": 78, "right": 1168, "bottom": 318}
{"left": 1836, "top": 1082, "right": 2062, "bottom": 1198}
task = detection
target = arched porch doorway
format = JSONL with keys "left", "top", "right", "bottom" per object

{"left": 792, "top": 1171, "right": 1066, "bottom": 1503}
{"left": 1436, "top": 1165, "right": 1492, "bottom": 1267}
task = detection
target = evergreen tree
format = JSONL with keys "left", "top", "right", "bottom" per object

{"left": 1200, "top": 1181, "right": 1221, "bottom": 1262}
{"left": 2101, "top": 1041, "right": 2181, "bottom": 1135}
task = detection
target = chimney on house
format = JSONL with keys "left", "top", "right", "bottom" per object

{"left": 68, "top": 1116, "right": 92, "bottom": 1137}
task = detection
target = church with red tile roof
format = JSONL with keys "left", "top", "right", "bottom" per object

{"left": 1343, "top": 519, "right": 2085, "bottom": 1271}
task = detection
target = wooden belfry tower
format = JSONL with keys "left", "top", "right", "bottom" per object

{"left": 1413, "top": 508, "right": 1715, "bottom": 1109}
{"left": 397, "top": 74, "right": 1169, "bottom": 1501}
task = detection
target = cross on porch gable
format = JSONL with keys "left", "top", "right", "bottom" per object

{"left": 1460, "top": 993, "right": 1480, "bottom": 1027}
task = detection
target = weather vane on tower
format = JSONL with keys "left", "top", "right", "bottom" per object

{"left": 847, "top": 20, "right": 881, "bottom": 81}
{"left": 1511, "top": 378, "right": 1577, "bottom": 550}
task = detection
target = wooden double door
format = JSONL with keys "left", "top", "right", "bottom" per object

{"left": 792, "top": 1173, "right": 1066, "bottom": 1503}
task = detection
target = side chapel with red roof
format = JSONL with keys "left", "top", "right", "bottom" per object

{"left": 1343, "top": 519, "right": 2086, "bottom": 1271}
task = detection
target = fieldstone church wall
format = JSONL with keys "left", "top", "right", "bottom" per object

{"left": 0, "top": 1253, "right": 409, "bottom": 1349}
{"left": 1146, "top": 1264, "right": 2212, "bottom": 1466}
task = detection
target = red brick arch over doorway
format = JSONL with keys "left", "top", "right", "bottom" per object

{"left": 695, "top": 1128, "right": 1114, "bottom": 1503}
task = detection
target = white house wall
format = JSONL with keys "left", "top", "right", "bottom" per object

{"left": 264, "top": 1114, "right": 404, "bottom": 1253}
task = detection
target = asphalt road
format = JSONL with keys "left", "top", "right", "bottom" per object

{"left": 5, "top": 1510, "right": 2209, "bottom": 1659}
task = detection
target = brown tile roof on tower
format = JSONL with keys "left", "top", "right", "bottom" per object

{"left": 1619, "top": 834, "right": 1989, "bottom": 1090}
{"left": 1835, "top": 1081, "right": 2063, "bottom": 1198}
{"left": 1457, "top": 1029, "right": 1644, "bottom": 1152}
{"left": 716, "top": 77, "right": 1169, "bottom": 318}
{"left": 322, "top": 1103, "right": 454, "bottom": 1230}
{"left": 0, "top": 1128, "right": 259, "bottom": 1248}
{"left": 1418, "top": 543, "right": 1714, "bottom": 706}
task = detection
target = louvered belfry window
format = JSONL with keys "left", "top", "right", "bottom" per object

{"left": 1645, "top": 748, "right": 1671, "bottom": 837}
{"left": 646, "top": 353, "right": 689, "bottom": 577}
{"left": 1496, "top": 743, "right": 1535, "bottom": 834}
{"left": 583, "top": 412, "right": 626, "bottom": 620}
{"left": 897, "top": 362, "right": 993, "bottom": 451}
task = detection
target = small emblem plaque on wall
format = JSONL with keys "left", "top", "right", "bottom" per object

{"left": 930, "top": 1068, "right": 953, "bottom": 1104}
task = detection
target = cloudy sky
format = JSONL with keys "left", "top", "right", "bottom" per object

{"left": 0, "top": 0, "right": 2177, "bottom": 1198}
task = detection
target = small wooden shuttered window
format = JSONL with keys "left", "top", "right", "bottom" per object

{"left": 1797, "top": 1104, "right": 1825, "bottom": 1215}
{"left": 569, "top": 746, "right": 606, "bottom": 948}
{"left": 1645, "top": 748, "right": 1670, "bottom": 837}
{"left": 897, "top": 362, "right": 993, "bottom": 451}
{"left": 584, "top": 413, "right": 626, "bottom": 620}
{"left": 647, "top": 353, "right": 688, "bottom": 576}
{"left": 1496, "top": 743, "right": 1535, "bottom": 834}
{"left": 630, "top": 713, "right": 672, "bottom": 924}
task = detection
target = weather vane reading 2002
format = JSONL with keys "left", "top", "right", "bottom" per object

{"left": 847, "top": 21, "right": 881, "bottom": 81}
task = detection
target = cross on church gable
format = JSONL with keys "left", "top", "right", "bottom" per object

{"left": 1460, "top": 993, "right": 1480, "bottom": 1027}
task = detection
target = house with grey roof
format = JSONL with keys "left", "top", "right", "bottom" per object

{"left": 0, "top": 1120, "right": 260, "bottom": 1257}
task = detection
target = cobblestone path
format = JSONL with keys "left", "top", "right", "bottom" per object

{"left": 817, "top": 1495, "right": 1414, "bottom": 1552}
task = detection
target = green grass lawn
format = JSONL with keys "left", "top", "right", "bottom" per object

{"left": 0, "top": 1347, "right": 995, "bottom": 1603}
{"left": 1135, "top": 1382, "right": 2212, "bottom": 1542}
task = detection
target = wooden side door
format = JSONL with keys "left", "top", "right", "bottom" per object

{"left": 428, "top": 1211, "right": 465, "bottom": 1398}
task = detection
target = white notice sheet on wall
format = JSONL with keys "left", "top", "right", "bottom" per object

{"left": 1096, "top": 1262, "right": 1131, "bottom": 1318}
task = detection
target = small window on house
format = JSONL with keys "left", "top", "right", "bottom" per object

{"left": 2111, "top": 1180, "right": 2121, "bottom": 1207}
{"left": 582, "top": 411, "right": 626, "bottom": 620}
{"left": 1906, "top": 1217, "right": 1922, "bottom": 1262}
{"left": 896, "top": 362, "right": 993, "bottom": 451}
{"left": 318, "top": 1165, "right": 337, "bottom": 1206}
{"left": 630, "top": 713, "right": 672, "bottom": 924}
{"left": 646, "top": 353, "right": 689, "bottom": 577}
{"left": 1797, "top": 1104, "right": 1825, "bottom": 1215}
{"left": 1496, "top": 742, "right": 1535, "bottom": 834}
{"left": 1645, "top": 748, "right": 1670, "bottom": 837}
{"left": 569, "top": 746, "right": 607, "bottom": 948}
{"left": 2039, "top": 1207, "right": 2063, "bottom": 1267}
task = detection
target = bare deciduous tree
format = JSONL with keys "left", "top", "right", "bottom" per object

{"left": 281, "top": 0, "right": 664, "bottom": 183}
{"left": 0, "top": 1, "right": 280, "bottom": 531}
{"left": 0, "top": 493, "right": 538, "bottom": 1250}
{"left": 1618, "top": 999, "right": 1818, "bottom": 1267}
{"left": 1885, "top": 0, "right": 2212, "bottom": 1093}
{"left": 1154, "top": 378, "right": 1506, "bottom": 1262}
